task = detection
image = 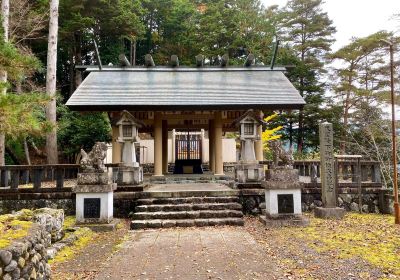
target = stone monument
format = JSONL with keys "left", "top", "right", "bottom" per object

{"left": 115, "top": 111, "right": 144, "bottom": 186}
{"left": 234, "top": 110, "right": 264, "bottom": 183}
{"left": 260, "top": 140, "right": 309, "bottom": 226}
{"left": 73, "top": 142, "right": 117, "bottom": 229}
{"left": 314, "top": 122, "right": 346, "bottom": 219}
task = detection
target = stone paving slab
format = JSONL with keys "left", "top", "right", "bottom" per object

{"left": 95, "top": 227, "right": 280, "bottom": 280}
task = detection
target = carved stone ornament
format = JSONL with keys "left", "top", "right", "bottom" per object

{"left": 80, "top": 142, "right": 108, "bottom": 172}
{"left": 268, "top": 140, "right": 294, "bottom": 168}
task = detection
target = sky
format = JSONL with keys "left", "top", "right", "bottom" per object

{"left": 260, "top": 0, "right": 400, "bottom": 50}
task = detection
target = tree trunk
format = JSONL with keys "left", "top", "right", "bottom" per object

{"left": 340, "top": 68, "right": 354, "bottom": 154}
{"left": 24, "top": 139, "right": 31, "bottom": 165}
{"left": 45, "top": 0, "right": 59, "bottom": 164}
{"left": 0, "top": 0, "right": 9, "bottom": 166}
{"left": 74, "top": 32, "right": 82, "bottom": 88}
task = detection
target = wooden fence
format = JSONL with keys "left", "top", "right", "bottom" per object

{"left": 0, "top": 160, "right": 383, "bottom": 192}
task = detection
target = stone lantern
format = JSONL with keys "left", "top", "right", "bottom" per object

{"left": 115, "top": 111, "right": 144, "bottom": 185}
{"left": 233, "top": 110, "right": 264, "bottom": 183}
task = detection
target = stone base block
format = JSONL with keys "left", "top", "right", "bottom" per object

{"left": 77, "top": 219, "right": 120, "bottom": 232}
{"left": 77, "top": 172, "right": 110, "bottom": 185}
{"left": 235, "top": 163, "right": 264, "bottom": 183}
{"left": 117, "top": 166, "right": 143, "bottom": 186}
{"left": 73, "top": 183, "right": 117, "bottom": 193}
{"left": 75, "top": 191, "right": 114, "bottom": 224}
{"left": 259, "top": 215, "right": 309, "bottom": 227}
{"left": 314, "top": 207, "right": 346, "bottom": 219}
{"left": 265, "top": 168, "right": 299, "bottom": 181}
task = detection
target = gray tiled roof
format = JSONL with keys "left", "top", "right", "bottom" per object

{"left": 66, "top": 67, "right": 305, "bottom": 111}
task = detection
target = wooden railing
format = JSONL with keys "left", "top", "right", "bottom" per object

{"left": 260, "top": 159, "right": 382, "bottom": 186}
{"left": 0, "top": 159, "right": 383, "bottom": 192}
{"left": 0, "top": 164, "right": 119, "bottom": 191}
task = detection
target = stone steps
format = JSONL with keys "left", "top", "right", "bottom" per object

{"left": 131, "top": 195, "right": 244, "bottom": 229}
{"left": 132, "top": 209, "right": 243, "bottom": 220}
{"left": 131, "top": 217, "right": 244, "bottom": 229}
{"left": 136, "top": 196, "right": 239, "bottom": 205}
{"left": 136, "top": 202, "right": 242, "bottom": 212}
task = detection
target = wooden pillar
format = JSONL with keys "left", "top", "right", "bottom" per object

{"left": 214, "top": 112, "right": 224, "bottom": 175}
{"left": 201, "top": 129, "right": 206, "bottom": 164}
{"left": 171, "top": 129, "right": 176, "bottom": 163}
{"left": 112, "top": 126, "right": 122, "bottom": 163}
{"left": 162, "top": 120, "right": 168, "bottom": 174}
{"left": 154, "top": 113, "right": 163, "bottom": 177}
{"left": 255, "top": 110, "right": 264, "bottom": 162}
{"left": 209, "top": 120, "right": 215, "bottom": 173}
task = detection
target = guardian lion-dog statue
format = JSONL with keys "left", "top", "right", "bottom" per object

{"left": 268, "top": 140, "right": 294, "bottom": 168}
{"left": 80, "top": 142, "right": 108, "bottom": 172}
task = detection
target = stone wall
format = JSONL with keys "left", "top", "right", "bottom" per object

{"left": 0, "top": 209, "right": 64, "bottom": 280}
{"left": 0, "top": 199, "right": 74, "bottom": 217}
{"left": 239, "top": 191, "right": 387, "bottom": 215}
{"left": 301, "top": 193, "right": 380, "bottom": 213}
{"left": 0, "top": 224, "right": 51, "bottom": 280}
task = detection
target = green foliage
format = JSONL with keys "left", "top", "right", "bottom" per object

{"left": 0, "top": 93, "right": 50, "bottom": 138}
{"left": 58, "top": 105, "right": 111, "bottom": 160}
{"left": 0, "top": 28, "right": 42, "bottom": 85}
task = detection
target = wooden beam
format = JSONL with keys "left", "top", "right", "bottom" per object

{"left": 170, "top": 55, "right": 179, "bottom": 67}
{"left": 244, "top": 54, "right": 255, "bottom": 67}
{"left": 145, "top": 54, "right": 155, "bottom": 67}
{"left": 221, "top": 54, "right": 229, "bottom": 67}
{"left": 196, "top": 54, "right": 204, "bottom": 67}
{"left": 119, "top": 54, "right": 131, "bottom": 67}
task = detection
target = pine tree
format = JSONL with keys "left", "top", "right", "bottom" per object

{"left": 278, "top": 0, "right": 336, "bottom": 152}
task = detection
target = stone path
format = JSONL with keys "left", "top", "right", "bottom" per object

{"left": 95, "top": 227, "right": 280, "bottom": 280}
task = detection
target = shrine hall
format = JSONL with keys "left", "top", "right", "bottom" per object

{"left": 66, "top": 55, "right": 305, "bottom": 177}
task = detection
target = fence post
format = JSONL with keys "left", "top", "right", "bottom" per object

{"left": 33, "top": 168, "right": 43, "bottom": 190}
{"left": 371, "top": 163, "right": 382, "bottom": 183}
{"left": 55, "top": 168, "right": 64, "bottom": 189}
{"left": 0, "top": 169, "right": 9, "bottom": 188}
{"left": 10, "top": 170, "right": 20, "bottom": 190}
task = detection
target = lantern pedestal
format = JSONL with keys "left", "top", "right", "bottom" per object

{"left": 116, "top": 165, "right": 143, "bottom": 186}
{"left": 235, "top": 161, "right": 264, "bottom": 183}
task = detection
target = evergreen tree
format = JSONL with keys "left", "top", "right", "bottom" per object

{"left": 277, "top": 0, "right": 336, "bottom": 152}
{"left": 329, "top": 31, "right": 397, "bottom": 153}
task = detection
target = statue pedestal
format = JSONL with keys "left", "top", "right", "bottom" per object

{"left": 73, "top": 172, "right": 117, "bottom": 225}
{"left": 116, "top": 164, "right": 143, "bottom": 186}
{"left": 260, "top": 168, "right": 309, "bottom": 227}
{"left": 235, "top": 161, "right": 264, "bottom": 183}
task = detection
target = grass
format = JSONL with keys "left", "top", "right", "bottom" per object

{"left": 291, "top": 213, "right": 400, "bottom": 276}
{"left": 0, "top": 211, "right": 33, "bottom": 249}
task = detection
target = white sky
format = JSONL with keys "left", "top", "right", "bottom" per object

{"left": 261, "top": 0, "right": 400, "bottom": 50}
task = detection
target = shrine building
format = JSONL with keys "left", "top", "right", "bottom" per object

{"left": 66, "top": 55, "right": 305, "bottom": 177}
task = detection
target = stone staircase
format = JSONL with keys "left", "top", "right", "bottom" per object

{"left": 131, "top": 196, "right": 244, "bottom": 229}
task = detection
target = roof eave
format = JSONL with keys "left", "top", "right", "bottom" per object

{"left": 66, "top": 103, "right": 305, "bottom": 112}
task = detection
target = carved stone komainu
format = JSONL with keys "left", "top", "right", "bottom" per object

{"left": 268, "top": 140, "right": 294, "bottom": 168}
{"left": 80, "top": 142, "right": 108, "bottom": 173}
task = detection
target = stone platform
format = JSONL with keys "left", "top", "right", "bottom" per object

{"left": 259, "top": 214, "right": 309, "bottom": 227}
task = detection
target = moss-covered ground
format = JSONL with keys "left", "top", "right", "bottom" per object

{"left": 0, "top": 210, "right": 33, "bottom": 249}
{"left": 297, "top": 214, "right": 400, "bottom": 276}
{"left": 246, "top": 213, "right": 400, "bottom": 279}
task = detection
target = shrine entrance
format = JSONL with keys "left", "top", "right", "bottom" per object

{"left": 174, "top": 130, "right": 203, "bottom": 174}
